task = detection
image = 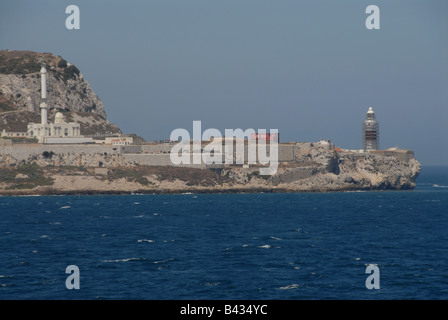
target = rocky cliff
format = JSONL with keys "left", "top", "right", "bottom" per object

{"left": 0, "top": 143, "right": 421, "bottom": 195}
{"left": 0, "top": 50, "right": 121, "bottom": 135}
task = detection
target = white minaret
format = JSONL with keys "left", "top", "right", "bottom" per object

{"left": 40, "top": 61, "right": 48, "bottom": 125}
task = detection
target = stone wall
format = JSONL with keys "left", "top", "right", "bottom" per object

{"left": 0, "top": 141, "right": 417, "bottom": 170}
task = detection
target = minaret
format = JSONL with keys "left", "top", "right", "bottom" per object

{"left": 362, "top": 107, "right": 379, "bottom": 150}
{"left": 40, "top": 61, "right": 48, "bottom": 125}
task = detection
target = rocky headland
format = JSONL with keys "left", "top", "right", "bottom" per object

{"left": 0, "top": 143, "right": 421, "bottom": 195}
{"left": 0, "top": 50, "right": 421, "bottom": 195}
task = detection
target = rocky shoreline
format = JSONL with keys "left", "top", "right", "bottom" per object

{"left": 0, "top": 144, "right": 422, "bottom": 196}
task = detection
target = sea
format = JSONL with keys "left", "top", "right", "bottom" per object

{"left": 1, "top": 166, "right": 447, "bottom": 300}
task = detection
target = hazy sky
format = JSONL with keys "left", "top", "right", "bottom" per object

{"left": 1, "top": 0, "right": 447, "bottom": 165}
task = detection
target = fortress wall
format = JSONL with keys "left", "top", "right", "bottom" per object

{"left": 0, "top": 140, "right": 13, "bottom": 146}
{"left": 4, "top": 142, "right": 396, "bottom": 168}
{"left": 368, "top": 150, "right": 415, "bottom": 162}
{"left": 140, "top": 143, "right": 296, "bottom": 160}
{"left": 338, "top": 150, "right": 415, "bottom": 163}
{"left": 1, "top": 143, "right": 300, "bottom": 166}
{"left": 338, "top": 151, "right": 368, "bottom": 158}
{"left": 122, "top": 153, "right": 205, "bottom": 168}
{"left": 140, "top": 144, "right": 172, "bottom": 153}
{"left": 119, "top": 145, "right": 142, "bottom": 154}
{"left": 1, "top": 144, "right": 120, "bottom": 162}
{"left": 278, "top": 145, "right": 295, "bottom": 162}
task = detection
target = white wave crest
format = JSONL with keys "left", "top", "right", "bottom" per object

{"left": 101, "top": 257, "right": 146, "bottom": 263}
{"left": 153, "top": 258, "right": 175, "bottom": 264}
{"left": 278, "top": 284, "right": 300, "bottom": 290}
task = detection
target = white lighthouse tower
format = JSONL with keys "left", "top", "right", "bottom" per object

{"left": 362, "top": 106, "right": 379, "bottom": 150}
{"left": 40, "top": 61, "right": 48, "bottom": 126}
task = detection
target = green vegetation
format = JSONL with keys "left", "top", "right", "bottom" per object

{"left": 42, "top": 151, "right": 54, "bottom": 159}
{"left": 48, "top": 166, "right": 87, "bottom": 176}
{"left": 108, "top": 168, "right": 152, "bottom": 186}
{"left": 0, "top": 163, "right": 54, "bottom": 190}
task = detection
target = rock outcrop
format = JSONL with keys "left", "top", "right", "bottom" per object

{"left": 0, "top": 50, "right": 121, "bottom": 135}
{"left": 0, "top": 143, "right": 421, "bottom": 195}
{"left": 269, "top": 146, "right": 421, "bottom": 191}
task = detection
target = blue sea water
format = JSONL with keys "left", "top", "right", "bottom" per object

{"left": 1, "top": 166, "right": 448, "bottom": 300}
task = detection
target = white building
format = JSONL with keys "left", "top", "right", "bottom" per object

{"left": 105, "top": 137, "right": 133, "bottom": 145}
{"left": 27, "top": 112, "right": 82, "bottom": 141}
{"left": 1, "top": 130, "right": 28, "bottom": 138}
{"left": 26, "top": 61, "right": 92, "bottom": 144}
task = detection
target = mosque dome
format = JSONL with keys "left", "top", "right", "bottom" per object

{"left": 54, "top": 112, "right": 65, "bottom": 124}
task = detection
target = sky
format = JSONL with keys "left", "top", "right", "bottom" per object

{"left": 0, "top": 0, "right": 447, "bottom": 165}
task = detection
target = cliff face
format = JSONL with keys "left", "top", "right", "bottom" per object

{"left": 267, "top": 147, "right": 422, "bottom": 191}
{"left": 212, "top": 146, "right": 421, "bottom": 192}
{"left": 0, "top": 50, "right": 121, "bottom": 135}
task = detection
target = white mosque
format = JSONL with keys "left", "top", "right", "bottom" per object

{"left": 26, "top": 61, "right": 92, "bottom": 144}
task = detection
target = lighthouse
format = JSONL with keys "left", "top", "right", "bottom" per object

{"left": 40, "top": 61, "right": 48, "bottom": 126}
{"left": 362, "top": 107, "right": 379, "bottom": 150}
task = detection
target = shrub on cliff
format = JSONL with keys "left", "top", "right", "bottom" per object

{"left": 0, "top": 163, "right": 54, "bottom": 190}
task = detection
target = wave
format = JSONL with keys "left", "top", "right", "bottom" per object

{"left": 278, "top": 284, "right": 300, "bottom": 290}
{"left": 101, "top": 257, "right": 146, "bottom": 263}
{"left": 153, "top": 258, "right": 175, "bottom": 264}
{"left": 433, "top": 184, "right": 448, "bottom": 188}
{"left": 59, "top": 206, "right": 71, "bottom": 209}
{"left": 137, "top": 239, "right": 154, "bottom": 243}
{"left": 204, "top": 281, "right": 221, "bottom": 286}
